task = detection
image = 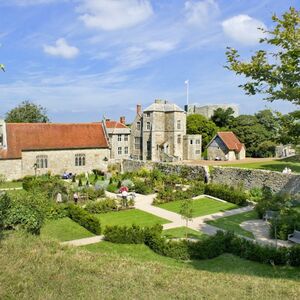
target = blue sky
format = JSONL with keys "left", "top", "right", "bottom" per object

{"left": 0, "top": 0, "right": 299, "bottom": 122}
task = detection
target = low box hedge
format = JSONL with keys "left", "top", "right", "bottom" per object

{"left": 68, "top": 204, "right": 101, "bottom": 235}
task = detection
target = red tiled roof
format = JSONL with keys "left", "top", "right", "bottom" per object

{"left": 217, "top": 131, "right": 244, "bottom": 153}
{"left": 0, "top": 122, "right": 109, "bottom": 159}
{"left": 105, "top": 120, "right": 127, "bottom": 129}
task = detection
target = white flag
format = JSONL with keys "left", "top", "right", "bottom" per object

{"left": 184, "top": 80, "right": 189, "bottom": 84}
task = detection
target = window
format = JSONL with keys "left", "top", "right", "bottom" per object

{"left": 195, "top": 150, "right": 201, "bottom": 154}
{"left": 118, "top": 134, "right": 122, "bottom": 142}
{"left": 146, "top": 122, "right": 151, "bottom": 130}
{"left": 177, "top": 120, "right": 181, "bottom": 130}
{"left": 177, "top": 135, "right": 181, "bottom": 144}
{"left": 118, "top": 147, "right": 122, "bottom": 155}
{"left": 135, "top": 137, "right": 141, "bottom": 150}
{"left": 36, "top": 155, "right": 48, "bottom": 168}
{"left": 190, "top": 139, "right": 193, "bottom": 145}
{"left": 196, "top": 139, "right": 200, "bottom": 144}
{"left": 145, "top": 112, "right": 150, "bottom": 117}
{"left": 75, "top": 154, "right": 86, "bottom": 166}
{"left": 124, "top": 135, "right": 128, "bottom": 142}
{"left": 137, "top": 122, "right": 141, "bottom": 130}
{"left": 124, "top": 147, "right": 129, "bottom": 154}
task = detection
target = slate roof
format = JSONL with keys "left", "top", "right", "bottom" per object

{"left": 144, "top": 100, "right": 184, "bottom": 113}
{"left": 0, "top": 122, "right": 109, "bottom": 159}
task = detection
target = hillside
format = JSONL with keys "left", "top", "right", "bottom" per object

{"left": 0, "top": 233, "right": 299, "bottom": 299}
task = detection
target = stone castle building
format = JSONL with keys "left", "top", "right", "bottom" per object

{"left": 130, "top": 100, "right": 201, "bottom": 162}
{"left": 185, "top": 104, "right": 239, "bottom": 119}
{"left": 0, "top": 100, "right": 202, "bottom": 180}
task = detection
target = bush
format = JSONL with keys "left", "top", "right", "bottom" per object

{"left": 288, "top": 245, "right": 300, "bottom": 266}
{"left": 85, "top": 199, "right": 118, "bottom": 214}
{"left": 0, "top": 174, "right": 6, "bottom": 184}
{"left": 68, "top": 204, "right": 101, "bottom": 235}
{"left": 106, "top": 183, "right": 119, "bottom": 193}
{"left": 82, "top": 187, "right": 105, "bottom": 201}
{"left": 46, "top": 204, "right": 69, "bottom": 220}
{"left": 133, "top": 179, "right": 154, "bottom": 195}
{"left": 204, "top": 183, "right": 247, "bottom": 205}
{"left": 0, "top": 193, "right": 11, "bottom": 228}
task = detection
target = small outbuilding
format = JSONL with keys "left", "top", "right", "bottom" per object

{"left": 207, "top": 131, "right": 246, "bottom": 161}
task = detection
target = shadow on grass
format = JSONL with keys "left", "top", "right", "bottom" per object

{"left": 188, "top": 253, "right": 300, "bottom": 281}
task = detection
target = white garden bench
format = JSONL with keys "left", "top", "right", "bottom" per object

{"left": 288, "top": 230, "right": 300, "bottom": 244}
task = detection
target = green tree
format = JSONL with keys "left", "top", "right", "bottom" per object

{"left": 277, "top": 111, "right": 300, "bottom": 145}
{"left": 179, "top": 199, "right": 193, "bottom": 238}
{"left": 211, "top": 107, "right": 234, "bottom": 128}
{"left": 0, "top": 64, "right": 4, "bottom": 72}
{"left": 187, "top": 114, "right": 218, "bottom": 150}
{"left": 229, "top": 115, "right": 272, "bottom": 157}
{"left": 5, "top": 101, "right": 49, "bottom": 123}
{"left": 225, "top": 7, "right": 300, "bottom": 105}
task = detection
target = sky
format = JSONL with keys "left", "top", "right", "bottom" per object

{"left": 0, "top": 0, "right": 299, "bottom": 123}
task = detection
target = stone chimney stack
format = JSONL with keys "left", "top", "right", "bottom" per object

{"left": 136, "top": 104, "right": 142, "bottom": 115}
{"left": 120, "top": 116, "right": 126, "bottom": 124}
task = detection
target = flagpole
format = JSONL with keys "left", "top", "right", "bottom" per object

{"left": 185, "top": 80, "right": 189, "bottom": 107}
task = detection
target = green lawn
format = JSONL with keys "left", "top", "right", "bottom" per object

{"left": 95, "top": 209, "right": 169, "bottom": 229}
{"left": 1, "top": 233, "right": 300, "bottom": 299}
{"left": 40, "top": 217, "right": 95, "bottom": 241}
{"left": 0, "top": 181, "right": 23, "bottom": 189}
{"left": 163, "top": 227, "right": 205, "bottom": 240}
{"left": 158, "top": 197, "right": 238, "bottom": 218}
{"left": 225, "top": 159, "right": 300, "bottom": 173}
{"left": 207, "top": 210, "right": 259, "bottom": 238}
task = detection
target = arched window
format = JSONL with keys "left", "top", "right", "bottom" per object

{"left": 36, "top": 155, "right": 48, "bottom": 169}
{"left": 75, "top": 154, "right": 86, "bottom": 166}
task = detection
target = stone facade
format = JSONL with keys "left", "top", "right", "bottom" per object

{"left": 185, "top": 104, "right": 239, "bottom": 118}
{"left": 183, "top": 135, "right": 202, "bottom": 160}
{"left": 130, "top": 100, "right": 202, "bottom": 162}
{"left": 21, "top": 148, "right": 110, "bottom": 178}
{"left": 0, "top": 159, "right": 22, "bottom": 181}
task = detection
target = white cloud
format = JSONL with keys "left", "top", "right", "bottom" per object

{"left": 185, "top": 0, "right": 219, "bottom": 27}
{"left": 77, "top": 0, "right": 153, "bottom": 31}
{"left": 146, "top": 40, "right": 177, "bottom": 52}
{"left": 43, "top": 38, "right": 79, "bottom": 59}
{"left": 222, "top": 15, "right": 267, "bottom": 45}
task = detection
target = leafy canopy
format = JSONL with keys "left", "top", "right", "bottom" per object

{"left": 5, "top": 100, "right": 49, "bottom": 123}
{"left": 225, "top": 7, "right": 300, "bottom": 105}
{"left": 211, "top": 107, "right": 235, "bottom": 128}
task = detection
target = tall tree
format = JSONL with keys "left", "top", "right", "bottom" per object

{"left": 211, "top": 107, "right": 234, "bottom": 128}
{"left": 225, "top": 7, "right": 300, "bottom": 105}
{"left": 5, "top": 101, "right": 49, "bottom": 123}
{"left": 187, "top": 114, "right": 218, "bottom": 150}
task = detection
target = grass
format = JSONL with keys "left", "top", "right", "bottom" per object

{"left": 40, "top": 217, "right": 95, "bottom": 241}
{"left": 95, "top": 208, "right": 169, "bottom": 229}
{"left": 0, "top": 181, "right": 22, "bottom": 189}
{"left": 207, "top": 210, "right": 259, "bottom": 238}
{"left": 1, "top": 233, "right": 300, "bottom": 299}
{"left": 163, "top": 227, "right": 205, "bottom": 240}
{"left": 158, "top": 197, "right": 238, "bottom": 218}
{"left": 225, "top": 158, "right": 300, "bottom": 173}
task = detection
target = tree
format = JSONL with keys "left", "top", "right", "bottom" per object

{"left": 277, "top": 111, "right": 300, "bottom": 145}
{"left": 0, "top": 64, "right": 4, "bottom": 72}
{"left": 225, "top": 7, "right": 300, "bottom": 105}
{"left": 179, "top": 199, "right": 193, "bottom": 238}
{"left": 187, "top": 114, "right": 218, "bottom": 150}
{"left": 5, "top": 101, "right": 49, "bottom": 123}
{"left": 211, "top": 107, "right": 234, "bottom": 128}
{"left": 229, "top": 115, "right": 272, "bottom": 157}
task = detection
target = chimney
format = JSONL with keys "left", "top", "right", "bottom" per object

{"left": 120, "top": 116, "right": 126, "bottom": 124}
{"left": 136, "top": 104, "right": 142, "bottom": 115}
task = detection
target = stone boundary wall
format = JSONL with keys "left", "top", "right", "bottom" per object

{"left": 122, "top": 159, "right": 206, "bottom": 181}
{"left": 211, "top": 167, "right": 300, "bottom": 194}
{"left": 122, "top": 159, "right": 300, "bottom": 194}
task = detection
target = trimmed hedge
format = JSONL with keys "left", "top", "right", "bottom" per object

{"left": 204, "top": 184, "right": 247, "bottom": 205}
{"left": 68, "top": 204, "right": 101, "bottom": 235}
{"left": 104, "top": 225, "right": 300, "bottom": 266}
{"left": 85, "top": 199, "right": 118, "bottom": 214}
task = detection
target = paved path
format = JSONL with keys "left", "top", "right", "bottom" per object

{"left": 0, "top": 187, "right": 22, "bottom": 191}
{"left": 61, "top": 235, "right": 104, "bottom": 246}
{"left": 240, "top": 220, "right": 291, "bottom": 247}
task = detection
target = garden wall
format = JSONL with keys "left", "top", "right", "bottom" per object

{"left": 211, "top": 167, "right": 300, "bottom": 194}
{"left": 122, "top": 159, "right": 206, "bottom": 181}
{"left": 122, "top": 159, "right": 300, "bottom": 194}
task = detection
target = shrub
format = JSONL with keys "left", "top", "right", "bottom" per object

{"left": 204, "top": 183, "right": 247, "bottom": 205}
{"left": 68, "top": 204, "right": 101, "bottom": 235}
{"left": 288, "top": 245, "right": 300, "bottom": 266}
{"left": 133, "top": 180, "right": 154, "bottom": 195}
{"left": 82, "top": 187, "right": 105, "bottom": 201}
{"left": 0, "top": 193, "right": 11, "bottom": 228}
{"left": 106, "top": 183, "right": 118, "bottom": 193}
{"left": 85, "top": 199, "right": 118, "bottom": 214}
{"left": 0, "top": 174, "right": 6, "bottom": 184}
{"left": 46, "top": 204, "right": 69, "bottom": 220}
{"left": 95, "top": 180, "right": 109, "bottom": 191}
{"left": 121, "top": 179, "right": 134, "bottom": 189}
